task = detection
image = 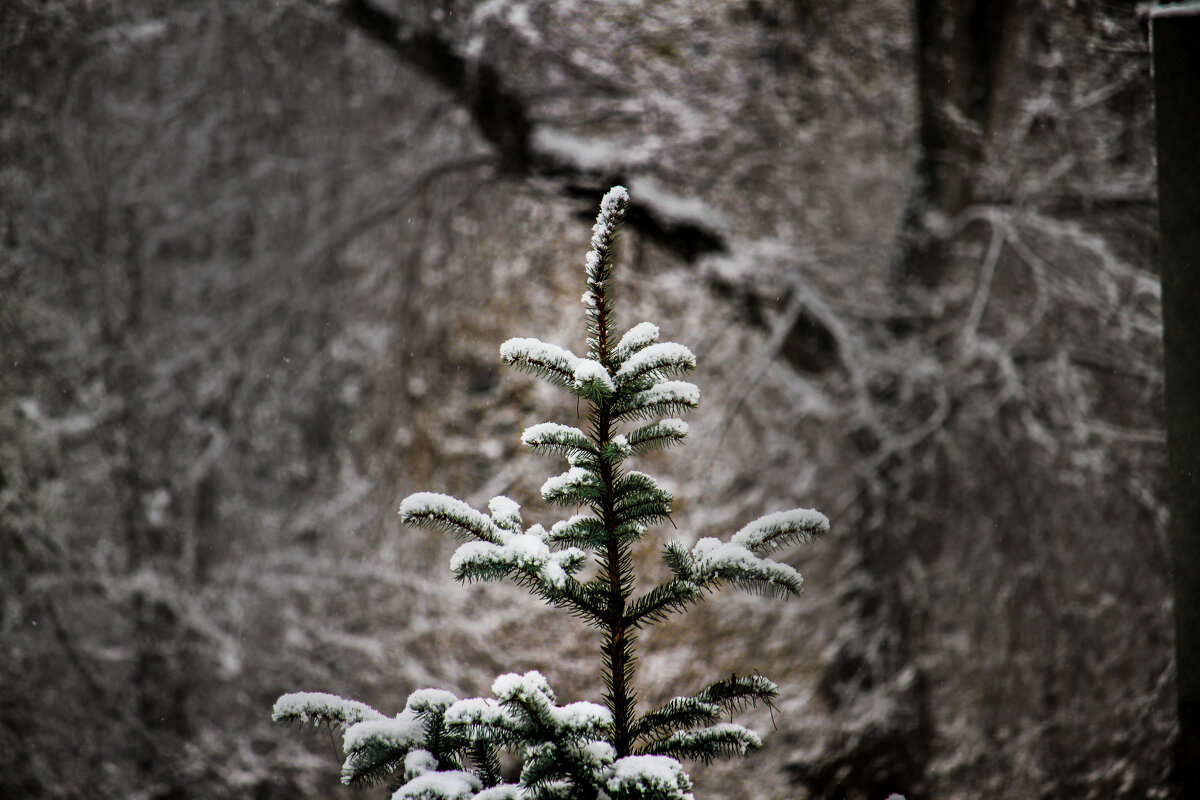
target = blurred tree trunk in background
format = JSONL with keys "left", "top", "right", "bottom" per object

{"left": 893, "top": 0, "right": 1017, "bottom": 286}
{"left": 801, "top": 2, "right": 1167, "bottom": 798}
{"left": 803, "top": 3, "right": 1021, "bottom": 796}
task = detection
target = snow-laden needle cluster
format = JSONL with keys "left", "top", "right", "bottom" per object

{"left": 274, "top": 187, "right": 830, "bottom": 800}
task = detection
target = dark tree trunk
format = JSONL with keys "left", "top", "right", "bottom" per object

{"left": 798, "top": 3, "right": 1020, "bottom": 797}
{"left": 103, "top": 207, "right": 192, "bottom": 784}
{"left": 1151, "top": 6, "right": 1200, "bottom": 795}
{"left": 893, "top": 0, "right": 1018, "bottom": 285}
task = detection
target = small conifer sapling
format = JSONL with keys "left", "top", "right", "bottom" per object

{"left": 273, "top": 187, "right": 830, "bottom": 800}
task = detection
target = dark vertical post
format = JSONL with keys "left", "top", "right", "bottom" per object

{"left": 1152, "top": 4, "right": 1200, "bottom": 793}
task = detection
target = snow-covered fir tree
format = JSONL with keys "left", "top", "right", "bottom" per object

{"left": 273, "top": 187, "right": 831, "bottom": 800}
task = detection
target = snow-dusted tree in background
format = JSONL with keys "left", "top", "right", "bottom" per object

{"left": 273, "top": 187, "right": 830, "bottom": 800}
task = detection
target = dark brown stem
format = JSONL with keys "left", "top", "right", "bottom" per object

{"left": 598, "top": 399, "right": 635, "bottom": 755}
{"left": 592, "top": 274, "right": 633, "bottom": 753}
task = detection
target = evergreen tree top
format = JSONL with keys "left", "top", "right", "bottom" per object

{"left": 274, "top": 187, "right": 831, "bottom": 800}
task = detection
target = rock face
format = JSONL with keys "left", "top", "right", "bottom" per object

{"left": 1, "top": 1, "right": 1171, "bottom": 799}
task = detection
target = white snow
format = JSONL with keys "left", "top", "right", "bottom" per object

{"left": 573, "top": 359, "right": 615, "bottom": 395}
{"left": 657, "top": 419, "right": 689, "bottom": 437}
{"left": 488, "top": 496, "right": 522, "bottom": 531}
{"left": 590, "top": 186, "right": 630, "bottom": 253}
{"left": 540, "top": 559, "right": 568, "bottom": 588}
{"left": 404, "top": 749, "right": 438, "bottom": 778}
{"left": 606, "top": 755, "right": 694, "bottom": 800}
{"left": 609, "top": 755, "right": 684, "bottom": 781}
{"left": 658, "top": 722, "right": 761, "bottom": 755}
{"left": 614, "top": 342, "right": 696, "bottom": 384}
{"left": 272, "top": 692, "right": 386, "bottom": 726}
{"left": 548, "top": 514, "right": 597, "bottom": 543}
{"left": 523, "top": 422, "right": 582, "bottom": 442}
{"left": 505, "top": 533, "right": 552, "bottom": 562}
{"left": 499, "top": 337, "right": 580, "bottom": 379}
{"left": 522, "top": 422, "right": 592, "bottom": 452}
{"left": 392, "top": 769, "right": 481, "bottom": 800}
{"left": 627, "top": 381, "right": 700, "bottom": 411}
{"left": 405, "top": 688, "right": 460, "bottom": 713}
{"left": 550, "top": 514, "right": 588, "bottom": 533}
{"left": 399, "top": 492, "right": 499, "bottom": 543}
{"left": 471, "top": 785, "right": 521, "bottom": 800}
{"left": 623, "top": 470, "right": 662, "bottom": 490}
{"left": 582, "top": 740, "right": 616, "bottom": 762}
{"left": 534, "top": 779, "right": 573, "bottom": 797}
{"left": 444, "top": 697, "right": 510, "bottom": 728}
{"left": 492, "top": 670, "right": 555, "bottom": 705}
{"left": 450, "top": 529, "right": 582, "bottom": 589}
{"left": 551, "top": 701, "right": 613, "bottom": 734}
{"left": 524, "top": 523, "right": 550, "bottom": 543}
{"left": 450, "top": 540, "right": 509, "bottom": 574}
{"left": 615, "top": 322, "right": 660, "bottom": 359}
{"left": 608, "top": 434, "right": 632, "bottom": 459}
{"left": 691, "top": 538, "right": 803, "bottom": 590}
{"left": 541, "top": 466, "right": 598, "bottom": 502}
{"left": 730, "top": 508, "right": 830, "bottom": 551}
{"left": 342, "top": 715, "right": 424, "bottom": 754}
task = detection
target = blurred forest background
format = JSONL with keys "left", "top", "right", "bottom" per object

{"left": 0, "top": 1, "right": 1172, "bottom": 798}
